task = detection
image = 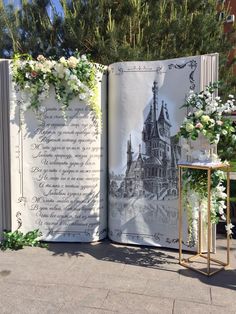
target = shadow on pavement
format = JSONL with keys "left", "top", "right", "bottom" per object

{"left": 47, "top": 239, "right": 178, "bottom": 269}
{"left": 47, "top": 238, "right": 236, "bottom": 291}
{"left": 179, "top": 267, "right": 236, "bottom": 291}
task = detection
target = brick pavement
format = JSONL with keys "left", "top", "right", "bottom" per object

{"left": 0, "top": 238, "right": 235, "bottom": 314}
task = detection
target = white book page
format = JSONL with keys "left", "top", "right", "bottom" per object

{"left": 10, "top": 68, "right": 107, "bottom": 242}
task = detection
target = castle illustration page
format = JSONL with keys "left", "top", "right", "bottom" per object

{"left": 108, "top": 55, "right": 218, "bottom": 248}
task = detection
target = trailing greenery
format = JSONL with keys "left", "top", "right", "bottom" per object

{"left": 183, "top": 169, "right": 227, "bottom": 223}
{"left": 182, "top": 168, "right": 230, "bottom": 246}
{"left": 0, "top": 229, "right": 48, "bottom": 251}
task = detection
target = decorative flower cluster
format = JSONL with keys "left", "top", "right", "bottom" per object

{"left": 11, "top": 53, "right": 104, "bottom": 120}
{"left": 179, "top": 83, "right": 236, "bottom": 144}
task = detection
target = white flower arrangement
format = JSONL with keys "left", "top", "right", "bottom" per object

{"left": 179, "top": 83, "right": 235, "bottom": 246}
{"left": 11, "top": 53, "right": 105, "bottom": 120}
{"left": 179, "top": 83, "right": 236, "bottom": 144}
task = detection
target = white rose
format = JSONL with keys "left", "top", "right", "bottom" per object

{"left": 208, "top": 118, "right": 215, "bottom": 128}
{"left": 201, "top": 115, "right": 210, "bottom": 123}
{"left": 67, "top": 56, "right": 78, "bottom": 68}
{"left": 216, "top": 120, "right": 223, "bottom": 126}
{"left": 35, "top": 63, "right": 44, "bottom": 72}
{"left": 59, "top": 57, "right": 67, "bottom": 65}
{"left": 44, "top": 60, "right": 54, "bottom": 70}
{"left": 185, "top": 122, "right": 194, "bottom": 132}
{"left": 37, "top": 55, "right": 46, "bottom": 62}
{"left": 194, "top": 110, "right": 203, "bottom": 118}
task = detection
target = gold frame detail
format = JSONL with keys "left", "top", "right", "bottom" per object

{"left": 178, "top": 163, "right": 230, "bottom": 276}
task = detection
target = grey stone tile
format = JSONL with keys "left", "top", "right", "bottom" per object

{"left": 101, "top": 290, "right": 174, "bottom": 314}
{"left": 0, "top": 295, "right": 62, "bottom": 314}
{"left": 211, "top": 286, "right": 236, "bottom": 307}
{"left": 59, "top": 305, "right": 116, "bottom": 314}
{"left": 52, "top": 259, "right": 125, "bottom": 287}
{"left": 0, "top": 246, "right": 125, "bottom": 287}
{"left": 0, "top": 261, "right": 87, "bottom": 286}
{"left": 173, "top": 300, "right": 231, "bottom": 314}
{"left": 66, "top": 286, "right": 109, "bottom": 308}
{"left": 0, "top": 281, "right": 109, "bottom": 307}
{"left": 145, "top": 278, "right": 211, "bottom": 303}
{"left": 0, "top": 247, "right": 54, "bottom": 262}
{"left": 69, "top": 258, "right": 126, "bottom": 274}
{"left": 85, "top": 272, "right": 148, "bottom": 293}
{"left": 0, "top": 248, "right": 76, "bottom": 268}
{"left": 123, "top": 263, "right": 179, "bottom": 281}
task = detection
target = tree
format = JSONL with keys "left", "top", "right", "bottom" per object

{"left": 0, "top": 0, "right": 63, "bottom": 58}
{"left": 0, "top": 0, "right": 235, "bottom": 95}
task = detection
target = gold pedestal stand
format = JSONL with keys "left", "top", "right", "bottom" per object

{"left": 178, "top": 163, "right": 230, "bottom": 276}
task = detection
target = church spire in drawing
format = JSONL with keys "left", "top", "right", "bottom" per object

{"left": 126, "top": 134, "right": 133, "bottom": 173}
{"left": 151, "top": 81, "right": 158, "bottom": 138}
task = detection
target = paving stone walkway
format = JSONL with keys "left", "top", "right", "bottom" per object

{"left": 0, "top": 238, "right": 235, "bottom": 314}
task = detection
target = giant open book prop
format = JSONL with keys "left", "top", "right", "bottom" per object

{"left": 0, "top": 54, "right": 218, "bottom": 249}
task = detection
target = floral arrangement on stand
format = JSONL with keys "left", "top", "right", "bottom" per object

{"left": 179, "top": 82, "right": 236, "bottom": 158}
{"left": 11, "top": 53, "right": 104, "bottom": 121}
{"left": 178, "top": 82, "right": 236, "bottom": 246}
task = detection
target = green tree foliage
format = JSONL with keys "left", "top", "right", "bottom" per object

{"left": 0, "top": 0, "right": 63, "bottom": 58}
{"left": 0, "top": 0, "right": 235, "bottom": 94}
{"left": 0, "top": 0, "right": 235, "bottom": 159}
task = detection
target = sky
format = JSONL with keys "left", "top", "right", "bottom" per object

{"left": 49, "top": 0, "right": 64, "bottom": 16}
{"left": 4, "top": 0, "right": 64, "bottom": 16}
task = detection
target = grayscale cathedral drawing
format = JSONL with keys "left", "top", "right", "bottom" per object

{"left": 110, "top": 81, "right": 181, "bottom": 200}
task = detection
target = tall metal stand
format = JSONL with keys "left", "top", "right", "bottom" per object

{"left": 178, "top": 163, "right": 230, "bottom": 276}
